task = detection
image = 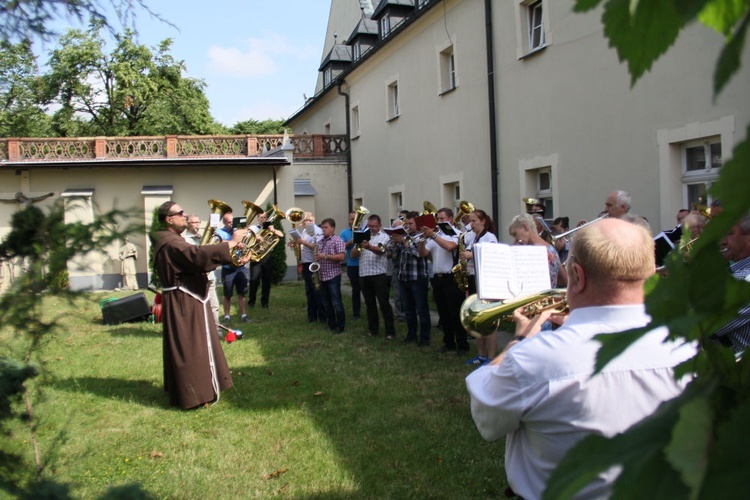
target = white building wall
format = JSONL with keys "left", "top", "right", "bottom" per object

{"left": 493, "top": 1, "right": 750, "bottom": 238}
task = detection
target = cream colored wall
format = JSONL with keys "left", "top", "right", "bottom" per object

{"left": 493, "top": 1, "right": 750, "bottom": 240}
{"left": 289, "top": 89, "right": 349, "bottom": 136}
{"left": 292, "top": 160, "right": 349, "bottom": 228}
{"left": 329, "top": 0, "right": 492, "bottom": 221}
{"left": 0, "top": 162, "right": 298, "bottom": 290}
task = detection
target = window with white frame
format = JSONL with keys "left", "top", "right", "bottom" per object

{"left": 417, "top": 0, "right": 429, "bottom": 9}
{"left": 528, "top": 0, "right": 545, "bottom": 51}
{"left": 353, "top": 42, "right": 361, "bottom": 61}
{"left": 515, "top": 0, "right": 550, "bottom": 58}
{"left": 386, "top": 79, "right": 399, "bottom": 121}
{"left": 381, "top": 16, "right": 391, "bottom": 37}
{"left": 682, "top": 138, "right": 722, "bottom": 207}
{"left": 439, "top": 45, "right": 456, "bottom": 94}
{"left": 323, "top": 67, "right": 333, "bottom": 87}
{"left": 536, "top": 168, "right": 553, "bottom": 216}
{"left": 391, "top": 192, "right": 403, "bottom": 223}
{"left": 351, "top": 105, "right": 360, "bottom": 139}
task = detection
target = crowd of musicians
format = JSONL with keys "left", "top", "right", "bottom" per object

{"left": 151, "top": 190, "right": 749, "bottom": 498}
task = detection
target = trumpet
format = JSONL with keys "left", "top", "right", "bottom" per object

{"left": 460, "top": 289, "right": 567, "bottom": 338}
{"left": 200, "top": 199, "right": 233, "bottom": 245}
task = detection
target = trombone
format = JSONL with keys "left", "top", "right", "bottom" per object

{"left": 551, "top": 214, "right": 608, "bottom": 242}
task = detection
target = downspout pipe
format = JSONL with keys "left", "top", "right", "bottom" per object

{"left": 337, "top": 79, "right": 353, "bottom": 213}
{"left": 484, "top": 0, "right": 500, "bottom": 228}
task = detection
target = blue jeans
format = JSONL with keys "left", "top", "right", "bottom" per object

{"left": 318, "top": 274, "right": 345, "bottom": 331}
{"left": 400, "top": 277, "right": 431, "bottom": 343}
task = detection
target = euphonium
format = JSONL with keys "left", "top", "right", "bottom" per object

{"left": 455, "top": 200, "right": 475, "bottom": 229}
{"left": 423, "top": 200, "right": 437, "bottom": 215}
{"left": 200, "top": 199, "right": 233, "bottom": 245}
{"left": 460, "top": 289, "right": 567, "bottom": 338}
{"left": 352, "top": 206, "right": 369, "bottom": 231}
{"left": 229, "top": 200, "right": 264, "bottom": 266}
{"left": 246, "top": 205, "right": 287, "bottom": 264}
{"left": 286, "top": 206, "right": 305, "bottom": 261}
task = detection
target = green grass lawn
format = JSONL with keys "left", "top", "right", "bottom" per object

{"left": 2, "top": 282, "right": 508, "bottom": 498}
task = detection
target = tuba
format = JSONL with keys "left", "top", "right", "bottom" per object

{"left": 460, "top": 289, "right": 568, "bottom": 338}
{"left": 228, "top": 200, "right": 264, "bottom": 266}
{"left": 246, "top": 205, "right": 287, "bottom": 264}
{"left": 200, "top": 199, "right": 233, "bottom": 245}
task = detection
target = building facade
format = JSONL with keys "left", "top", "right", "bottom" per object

{"left": 287, "top": 0, "right": 750, "bottom": 237}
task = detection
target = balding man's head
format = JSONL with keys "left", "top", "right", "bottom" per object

{"left": 571, "top": 218, "right": 654, "bottom": 286}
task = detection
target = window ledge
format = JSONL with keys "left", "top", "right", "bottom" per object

{"left": 519, "top": 44, "right": 547, "bottom": 61}
{"left": 439, "top": 86, "right": 457, "bottom": 97}
{"left": 386, "top": 114, "right": 400, "bottom": 123}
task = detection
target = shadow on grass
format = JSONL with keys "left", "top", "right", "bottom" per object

{"left": 51, "top": 376, "right": 167, "bottom": 409}
{"left": 105, "top": 323, "right": 159, "bottom": 338}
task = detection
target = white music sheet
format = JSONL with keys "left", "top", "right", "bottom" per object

{"left": 474, "top": 243, "right": 551, "bottom": 300}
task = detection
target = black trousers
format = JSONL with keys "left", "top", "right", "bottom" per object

{"left": 360, "top": 273, "right": 395, "bottom": 336}
{"left": 248, "top": 258, "right": 272, "bottom": 307}
{"left": 431, "top": 273, "right": 468, "bottom": 350}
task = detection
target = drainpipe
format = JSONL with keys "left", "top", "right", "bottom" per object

{"left": 337, "top": 79, "right": 353, "bottom": 213}
{"left": 484, "top": 0, "right": 499, "bottom": 228}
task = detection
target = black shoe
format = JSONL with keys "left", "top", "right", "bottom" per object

{"left": 402, "top": 337, "right": 417, "bottom": 344}
{"left": 439, "top": 345, "right": 456, "bottom": 353}
{"left": 261, "top": 304, "right": 269, "bottom": 309}
{"left": 418, "top": 341, "right": 430, "bottom": 347}
{"left": 456, "top": 347, "right": 470, "bottom": 356}
{"left": 332, "top": 327, "right": 344, "bottom": 334}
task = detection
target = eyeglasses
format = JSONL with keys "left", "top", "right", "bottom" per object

{"left": 168, "top": 210, "right": 184, "bottom": 217}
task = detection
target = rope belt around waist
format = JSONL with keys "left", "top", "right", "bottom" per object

{"left": 161, "top": 285, "right": 220, "bottom": 405}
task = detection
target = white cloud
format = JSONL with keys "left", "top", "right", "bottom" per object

{"left": 207, "top": 33, "right": 317, "bottom": 79}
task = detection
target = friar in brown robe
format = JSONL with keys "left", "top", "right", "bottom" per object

{"left": 150, "top": 201, "right": 249, "bottom": 409}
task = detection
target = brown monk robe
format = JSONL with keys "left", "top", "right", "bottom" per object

{"left": 150, "top": 201, "right": 247, "bottom": 409}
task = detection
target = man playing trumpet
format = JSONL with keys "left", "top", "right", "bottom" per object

{"left": 466, "top": 218, "right": 695, "bottom": 498}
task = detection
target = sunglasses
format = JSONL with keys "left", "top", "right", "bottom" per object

{"left": 168, "top": 210, "right": 185, "bottom": 217}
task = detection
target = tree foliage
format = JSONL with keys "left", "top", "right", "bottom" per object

{"left": 229, "top": 118, "right": 288, "bottom": 135}
{"left": 544, "top": 1, "right": 750, "bottom": 498}
{"left": 0, "top": 39, "right": 50, "bottom": 137}
{"left": 0, "top": 201, "right": 146, "bottom": 497}
{"left": 44, "top": 20, "right": 222, "bottom": 137}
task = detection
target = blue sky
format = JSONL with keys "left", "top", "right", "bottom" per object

{"left": 35, "top": 0, "right": 332, "bottom": 127}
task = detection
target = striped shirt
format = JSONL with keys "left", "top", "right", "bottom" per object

{"left": 394, "top": 238, "right": 429, "bottom": 281}
{"left": 712, "top": 255, "right": 750, "bottom": 352}
{"left": 359, "top": 230, "right": 391, "bottom": 277}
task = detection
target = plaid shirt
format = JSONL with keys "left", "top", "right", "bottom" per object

{"left": 393, "top": 238, "right": 429, "bottom": 281}
{"left": 712, "top": 255, "right": 750, "bottom": 352}
{"left": 318, "top": 234, "right": 345, "bottom": 282}
{"left": 359, "top": 230, "right": 391, "bottom": 277}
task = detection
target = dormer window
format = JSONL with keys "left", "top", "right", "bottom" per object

{"left": 381, "top": 16, "right": 391, "bottom": 37}
{"left": 353, "top": 42, "right": 362, "bottom": 61}
{"left": 324, "top": 67, "right": 333, "bottom": 87}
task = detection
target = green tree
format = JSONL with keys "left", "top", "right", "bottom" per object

{"left": 0, "top": 39, "right": 50, "bottom": 137}
{"left": 45, "top": 20, "right": 221, "bottom": 137}
{"left": 0, "top": 0, "right": 163, "bottom": 44}
{"left": 544, "top": 1, "right": 750, "bottom": 498}
{"left": 229, "top": 118, "right": 288, "bottom": 135}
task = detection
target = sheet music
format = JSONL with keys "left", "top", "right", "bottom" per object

{"left": 287, "top": 228, "right": 302, "bottom": 241}
{"left": 474, "top": 243, "right": 551, "bottom": 300}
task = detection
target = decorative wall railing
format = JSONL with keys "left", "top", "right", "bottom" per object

{"left": 0, "top": 134, "right": 347, "bottom": 163}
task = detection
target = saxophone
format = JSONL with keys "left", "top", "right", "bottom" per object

{"left": 451, "top": 232, "right": 469, "bottom": 292}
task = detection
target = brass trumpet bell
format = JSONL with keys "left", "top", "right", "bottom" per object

{"left": 285, "top": 207, "right": 305, "bottom": 224}
{"left": 423, "top": 201, "right": 438, "bottom": 215}
{"left": 690, "top": 202, "right": 712, "bottom": 220}
{"left": 200, "top": 199, "right": 233, "bottom": 245}
{"left": 523, "top": 197, "right": 540, "bottom": 213}
{"left": 458, "top": 200, "right": 475, "bottom": 217}
{"left": 353, "top": 206, "right": 369, "bottom": 231}
{"left": 460, "top": 289, "right": 567, "bottom": 338}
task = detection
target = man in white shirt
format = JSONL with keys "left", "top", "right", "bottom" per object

{"left": 352, "top": 214, "right": 395, "bottom": 338}
{"left": 418, "top": 207, "right": 468, "bottom": 354}
{"left": 466, "top": 218, "right": 696, "bottom": 499}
